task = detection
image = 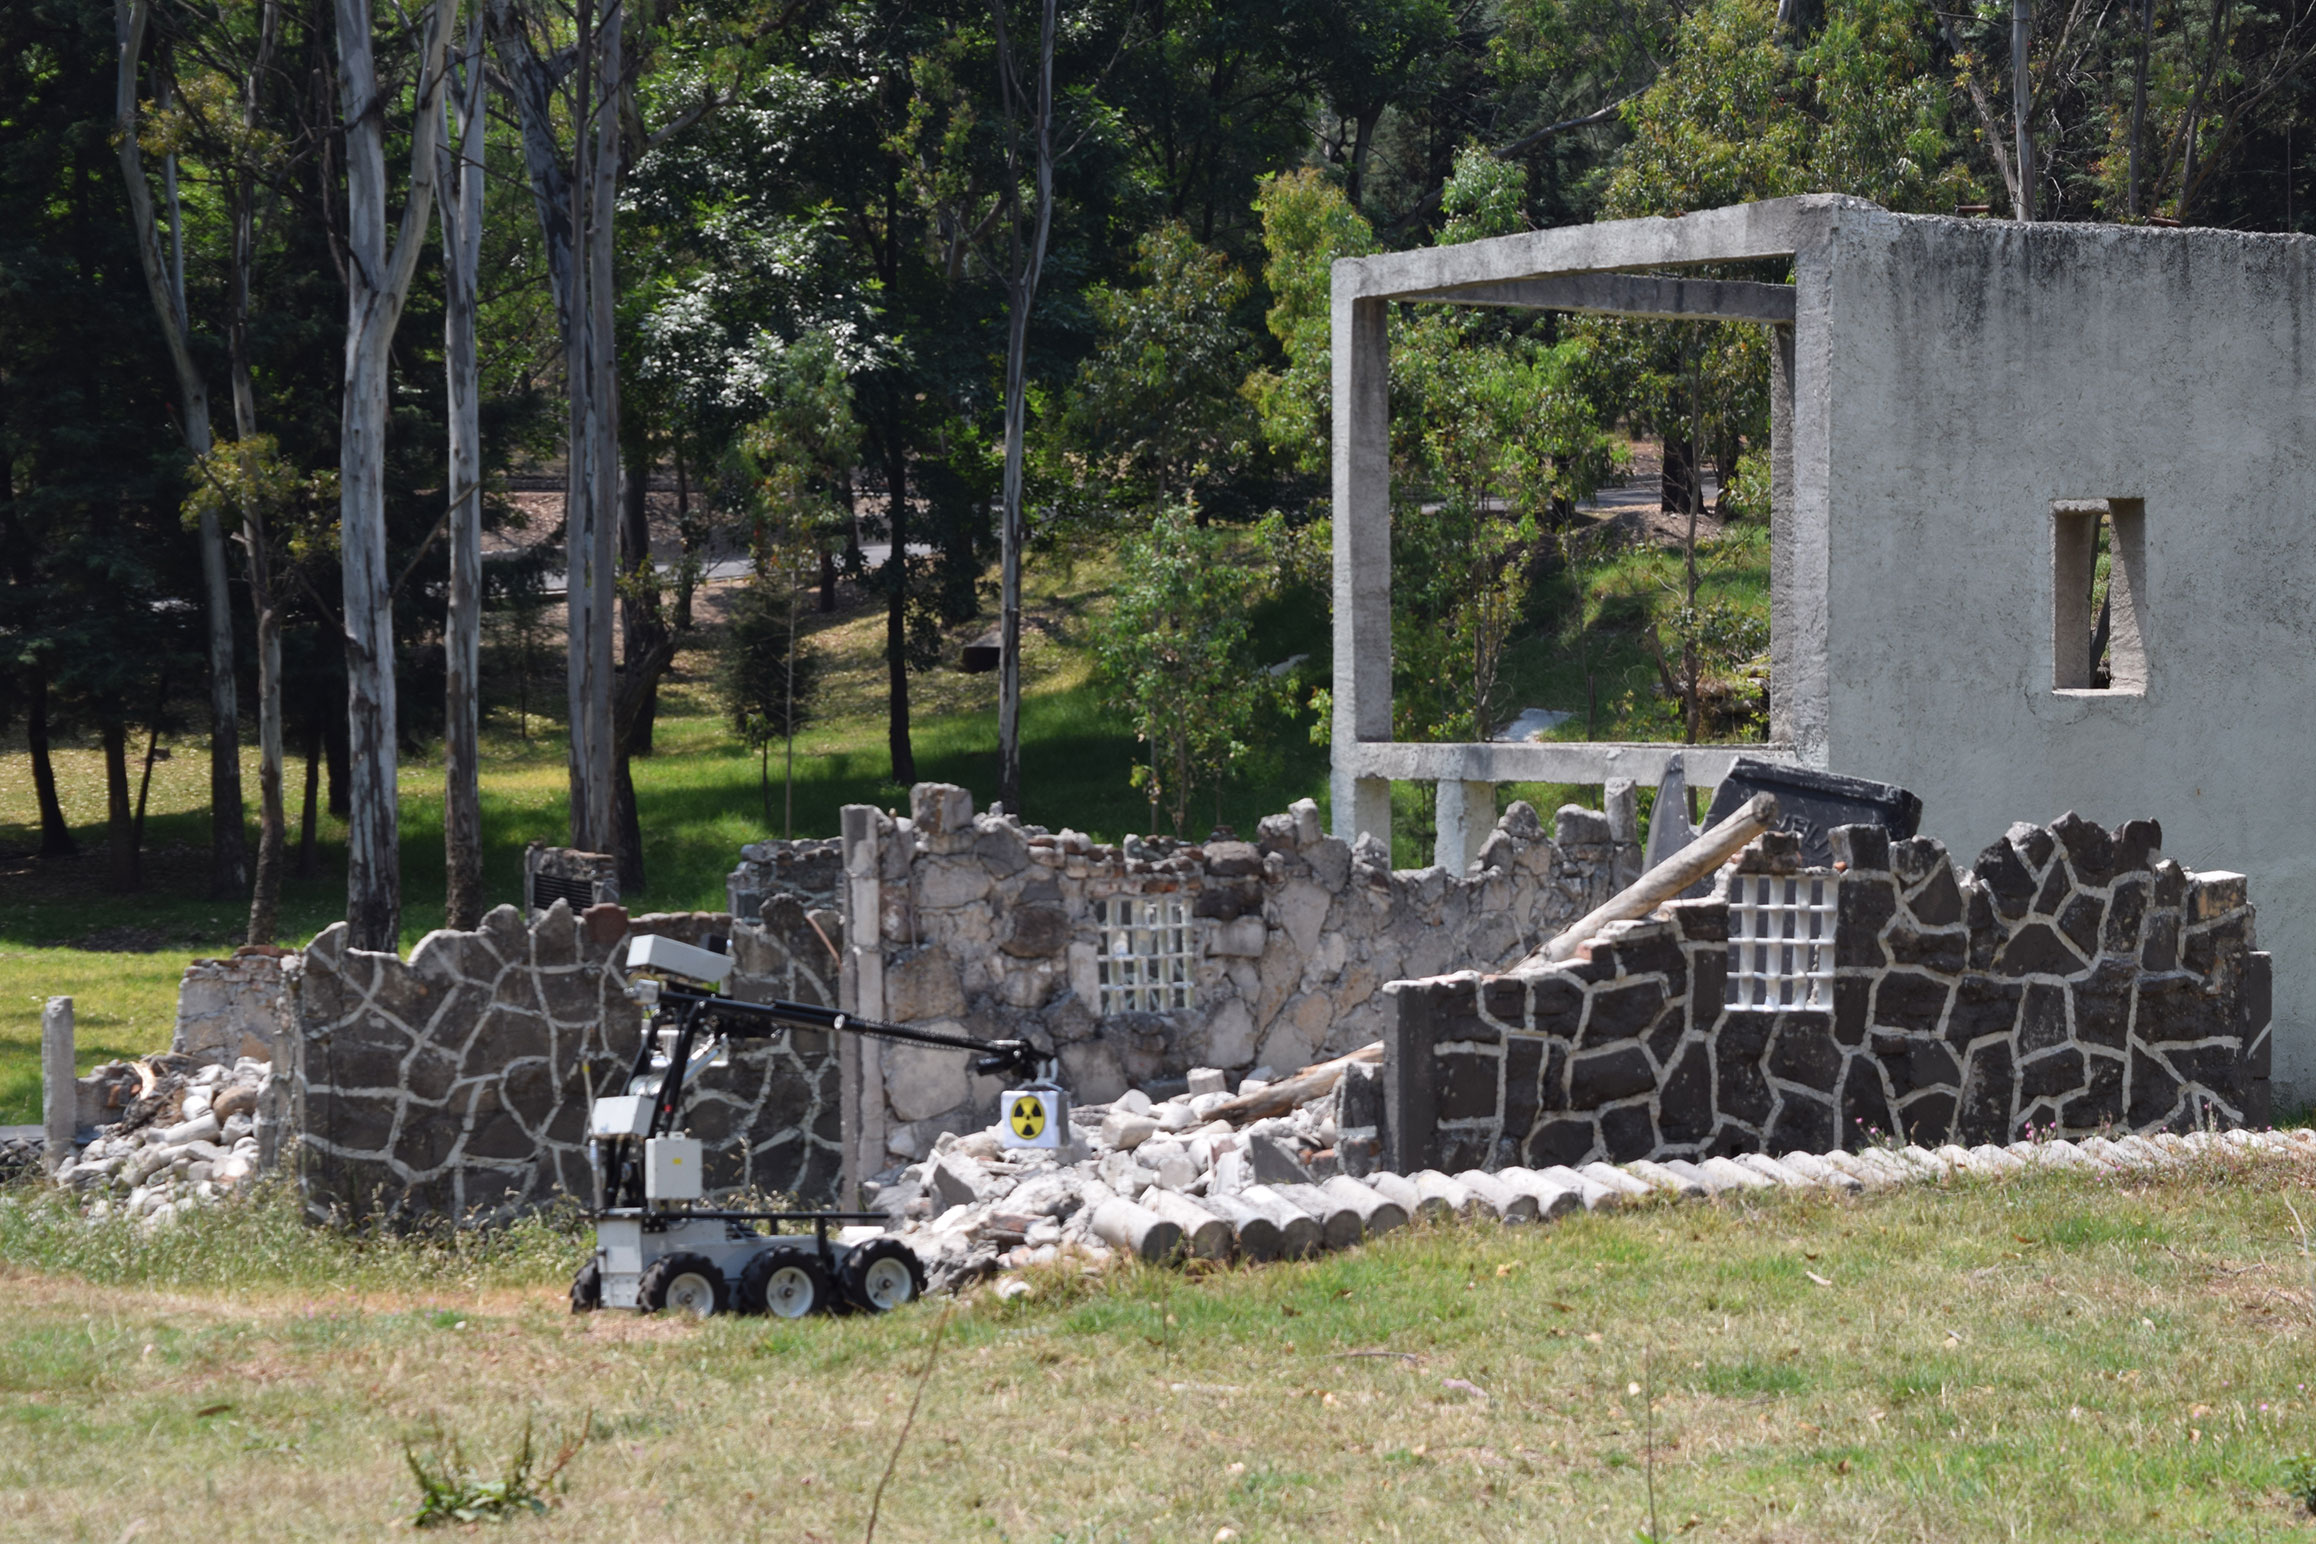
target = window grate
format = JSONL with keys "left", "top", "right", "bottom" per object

{"left": 1725, "top": 873, "right": 1837, "bottom": 1010}
{"left": 1096, "top": 896, "right": 1196, "bottom": 1015}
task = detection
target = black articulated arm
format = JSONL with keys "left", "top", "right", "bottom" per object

{"left": 646, "top": 984, "right": 1049, "bottom": 1083}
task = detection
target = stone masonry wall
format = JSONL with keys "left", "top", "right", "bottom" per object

{"left": 820, "top": 781, "right": 1641, "bottom": 1177}
{"left": 1385, "top": 813, "right": 2272, "bottom": 1173}
{"left": 290, "top": 900, "right": 843, "bottom": 1221}
{"left": 172, "top": 949, "right": 296, "bottom": 1062}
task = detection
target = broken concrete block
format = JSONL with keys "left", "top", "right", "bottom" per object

{"left": 1453, "top": 1169, "right": 1537, "bottom": 1222}
{"left": 1412, "top": 1170, "right": 1479, "bottom": 1219}
{"left": 1186, "top": 1067, "right": 1228, "bottom": 1098}
{"left": 1196, "top": 1193, "right": 1284, "bottom": 1261}
{"left": 1113, "top": 1088, "right": 1154, "bottom": 1116}
{"left": 931, "top": 1152, "right": 993, "bottom": 1210}
{"left": 1271, "top": 1182, "right": 1363, "bottom": 1250}
{"left": 1245, "top": 1134, "right": 1308, "bottom": 1185}
{"left": 1100, "top": 1111, "right": 1159, "bottom": 1151}
{"left": 1365, "top": 1171, "right": 1431, "bottom": 1221}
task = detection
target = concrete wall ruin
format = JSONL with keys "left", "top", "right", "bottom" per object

{"left": 818, "top": 782, "right": 1643, "bottom": 1189}
{"left": 1328, "top": 194, "right": 2316, "bottom": 1102}
{"left": 1383, "top": 815, "right": 2271, "bottom": 1173}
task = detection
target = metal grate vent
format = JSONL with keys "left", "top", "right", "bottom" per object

{"left": 1095, "top": 895, "right": 1196, "bottom": 1015}
{"left": 1725, "top": 873, "right": 1837, "bottom": 1010}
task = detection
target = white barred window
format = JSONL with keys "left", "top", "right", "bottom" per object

{"left": 1726, "top": 873, "right": 1838, "bottom": 1010}
{"left": 1096, "top": 896, "right": 1196, "bottom": 1014}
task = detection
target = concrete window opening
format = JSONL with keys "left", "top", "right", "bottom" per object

{"left": 2052, "top": 498, "right": 2148, "bottom": 694}
{"left": 1725, "top": 872, "right": 1836, "bottom": 1009}
{"left": 1096, "top": 896, "right": 1196, "bottom": 1014}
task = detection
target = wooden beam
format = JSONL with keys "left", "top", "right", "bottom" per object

{"left": 1398, "top": 272, "right": 1796, "bottom": 325}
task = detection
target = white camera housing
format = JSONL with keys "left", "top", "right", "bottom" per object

{"left": 625, "top": 932, "right": 734, "bottom": 989}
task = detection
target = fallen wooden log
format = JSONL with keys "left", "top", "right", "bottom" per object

{"left": 1516, "top": 792, "right": 1780, "bottom": 969}
{"left": 1210, "top": 1041, "right": 1384, "bottom": 1127}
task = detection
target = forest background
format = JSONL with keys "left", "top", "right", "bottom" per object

{"left": 5, "top": 0, "right": 2314, "bottom": 1099}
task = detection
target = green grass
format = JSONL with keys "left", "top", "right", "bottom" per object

{"left": 0, "top": 519, "right": 1768, "bottom": 1120}
{"left": 6, "top": 1155, "right": 2316, "bottom": 1539}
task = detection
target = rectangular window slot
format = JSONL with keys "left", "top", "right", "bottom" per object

{"left": 1725, "top": 873, "right": 1836, "bottom": 1010}
{"left": 1096, "top": 896, "right": 1196, "bottom": 1015}
{"left": 2052, "top": 498, "right": 2147, "bottom": 693}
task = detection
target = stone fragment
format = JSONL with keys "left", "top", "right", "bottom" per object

{"left": 931, "top": 1153, "right": 994, "bottom": 1209}
{"left": 1245, "top": 1134, "right": 1308, "bottom": 1185}
{"left": 157, "top": 1112, "right": 220, "bottom": 1147}
{"left": 1101, "top": 1111, "right": 1159, "bottom": 1151}
{"left": 1186, "top": 1067, "right": 1228, "bottom": 1098}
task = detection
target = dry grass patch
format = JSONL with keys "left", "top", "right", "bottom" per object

{"left": 6, "top": 1154, "right": 2316, "bottom": 1540}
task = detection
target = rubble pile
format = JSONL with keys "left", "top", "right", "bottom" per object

{"left": 867, "top": 1056, "right": 2316, "bottom": 1295}
{"left": 47, "top": 1056, "right": 272, "bottom": 1227}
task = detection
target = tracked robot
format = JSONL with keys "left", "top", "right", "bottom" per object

{"left": 570, "top": 932, "right": 1066, "bottom": 1319}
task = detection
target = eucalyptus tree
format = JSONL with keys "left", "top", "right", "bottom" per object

{"left": 113, "top": 0, "right": 247, "bottom": 900}
{"left": 439, "top": 0, "right": 489, "bottom": 928}
{"left": 334, "top": 0, "right": 447, "bottom": 949}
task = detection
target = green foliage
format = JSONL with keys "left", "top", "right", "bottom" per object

{"left": 1603, "top": 0, "right": 1977, "bottom": 216}
{"left": 407, "top": 1416, "right": 590, "bottom": 1528}
{"left": 714, "top": 582, "right": 822, "bottom": 827}
{"left": 1053, "top": 223, "right": 1259, "bottom": 523}
{"left": 2282, "top": 1453, "right": 2316, "bottom": 1515}
{"left": 1092, "top": 502, "right": 1275, "bottom": 833}
{"left": 1246, "top": 169, "right": 1379, "bottom": 475}
{"left": 734, "top": 330, "right": 862, "bottom": 570}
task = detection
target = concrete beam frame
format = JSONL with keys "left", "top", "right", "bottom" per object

{"left": 1327, "top": 194, "right": 1863, "bottom": 861}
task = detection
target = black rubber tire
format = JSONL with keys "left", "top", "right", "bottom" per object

{"left": 569, "top": 1259, "right": 603, "bottom": 1314}
{"left": 736, "top": 1244, "right": 836, "bottom": 1319}
{"left": 637, "top": 1251, "right": 729, "bottom": 1318}
{"left": 838, "top": 1238, "right": 925, "bottom": 1313}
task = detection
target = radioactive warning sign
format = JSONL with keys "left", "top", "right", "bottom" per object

{"left": 999, "top": 1086, "right": 1066, "bottom": 1149}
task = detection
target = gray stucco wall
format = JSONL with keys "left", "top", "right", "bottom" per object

{"left": 1801, "top": 212, "right": 2316, "bottom": 1101}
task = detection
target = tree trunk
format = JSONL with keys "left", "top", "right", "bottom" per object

{"left": 2129, "top": 0, "right": 2153, "bottom": 214}
{"left": 883, "top": 442, "right": 916, "bottom": 786}
{"left": 440, "top": 8, "right": 487, "bottom": 931}
{"left": 2012, "top": 0, "right": 2034, "bottom": 219}
{"left": 297, "top": 717, "right": 323, "bottom": 878}
{"left": 325, "top": 709, "right": 349, "bottom": 817}
{"left": 26, "top": 670, "right": 76, "bottom": 857}
{"left": 619, "top": 437, "right": 661, "bottom": 755}
{"left": 247, "top": 590, "right": 287, "bottom": 943}
{"left": 1661, "top": 431, "right": 1698, "bottom": 514}
{"left": 103, "top": 721, "right": 136, "bottom": 892}
{"left": 114, "top": 0, "right": 245, "bottom": 901}
{"left": 991, "top": 0, "right": 1057, "bottom": 820}
{"left": 334, "top": 0, "right": 447, "bottom": 951}
{"left": 611, "top": 631, "right": 675, "bottom": 891}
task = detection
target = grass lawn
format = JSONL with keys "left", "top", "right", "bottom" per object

{"left": 6, "top": 1154, "right": 2316, "bottom": 1540}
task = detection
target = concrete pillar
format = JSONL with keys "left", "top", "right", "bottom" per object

{"left": 1432, "top": 779, "right": 1495, "bottom": 875}
{"left": 41, "top": 996, "right": 73, "bottom": 1174}
{"left": 837, "top": 805, "right": 887, "bottom": 1206}
{"left": 1330, "top": 279, "right": 1392, "bottom": 848}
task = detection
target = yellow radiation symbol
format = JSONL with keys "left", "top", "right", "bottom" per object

{"left": 1008, "top": 1094, "right": 1048, "bottom": 1141}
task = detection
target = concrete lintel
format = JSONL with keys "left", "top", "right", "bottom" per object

{"left": 1335, "top": 194, "right": 1867, "bottom": 300}
{"left": 1335, "top": 740, "right": 1792, "bottom": 786}
{"left": 1398, "top": 272, "right": 1796, "bottom": 325}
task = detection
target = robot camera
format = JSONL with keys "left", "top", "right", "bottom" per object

{"left": 625, "top": 932, "right": 735, "bottom": 991}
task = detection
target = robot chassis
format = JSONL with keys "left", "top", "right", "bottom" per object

{"left": 570, "top": 933, "right": 1065, "bottom": 1320}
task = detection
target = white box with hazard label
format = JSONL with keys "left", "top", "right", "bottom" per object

{"left": 645, "top": 1135, "right": 704, "bottom": 1199}
{"left": 999, "top": 1086, "right": 1068, "bottom": 1150}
